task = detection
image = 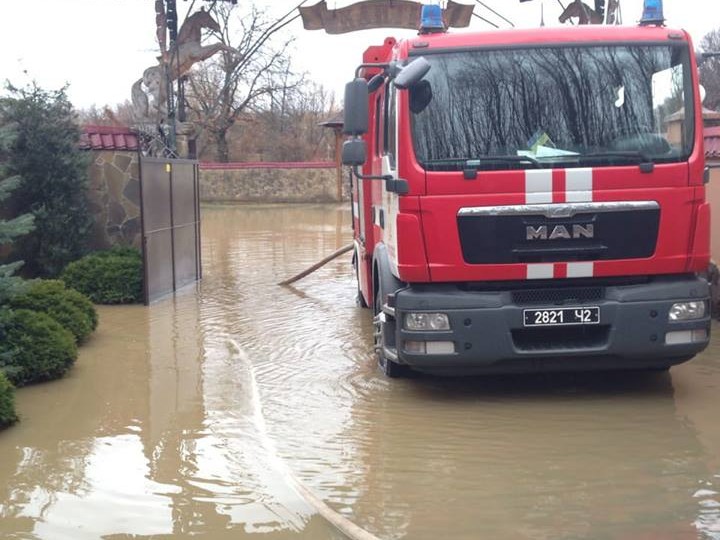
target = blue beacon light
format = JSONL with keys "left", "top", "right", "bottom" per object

{"left": 640, "top": 0, "right": 665, "bottom": 26}
{"left": 419, "top": 4, "right": 445, "bottom": 34}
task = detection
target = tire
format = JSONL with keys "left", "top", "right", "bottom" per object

{"left": 374, "top": 289, "right": 408, "bottom": 378}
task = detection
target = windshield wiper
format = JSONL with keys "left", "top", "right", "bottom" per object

{"left": 462, "top": 156, "right": 541, "bottom": 178}
{"left": 422, "top": 155, "right": 541, "bottom": 177}
{"left": 577, "top": 151, "right": 655, "bottom": 172}
{"left": 466, "top": 155, "right": 541, "bottom": 167}
{"left": 421, "top": 158, "right": 467, "bottom": 169}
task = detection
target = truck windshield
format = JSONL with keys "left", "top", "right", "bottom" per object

{"left": 410, "top": 44, "right": 694, "bottom": 171}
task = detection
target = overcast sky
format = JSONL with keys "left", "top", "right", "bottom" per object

{"left": 0, "top": 0, "right": 716, "bottom": 110}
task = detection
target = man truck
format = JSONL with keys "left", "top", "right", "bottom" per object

{"left": 342, "top": 4, "right": 711, "bottom": 377}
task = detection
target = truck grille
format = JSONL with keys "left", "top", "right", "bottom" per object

{"left": 512, "top": 287, "right": 604, "bottom": 306}
{"left": 512, "top": 325, "right": 610, "bottom": 352}
{"left": 457, "top": 204, "right": 660, "bottom": 264}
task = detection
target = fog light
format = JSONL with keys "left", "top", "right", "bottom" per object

{"left": 668, "top": 301, "right": 706, "bottom": 321}
{"left": 404, "top": 312, "right": 450, "bottom": 331}
{"left": 427, "top": 341, "right": 455, "bottom": 354}
{"left": 403, "top": 340, "right": 455, "bottom": 354}
{"left": 404, "top": 340, "right": 426, "bottom": 354}
{"left": 665, "top": 329, "right": 708, "bottom": 345}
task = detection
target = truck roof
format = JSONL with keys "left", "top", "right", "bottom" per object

{"left": 374, "top": 25, "right": 692, "bottom": 61}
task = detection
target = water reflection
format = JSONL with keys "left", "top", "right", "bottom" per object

{"left": 0, "top": 203, "right": 718, "bottom": 539}
{"left": 347, "top": 372, "right": 710, "bottom": 539}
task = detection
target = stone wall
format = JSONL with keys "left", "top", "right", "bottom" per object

{"left": 86, "top": 150, "right": 142, "bottom": 249}
{"left": 85, "top": 158, "right": 348, "bottom": 250}
{"left": 199, "top": 163, "right": 350, "bottom": 203}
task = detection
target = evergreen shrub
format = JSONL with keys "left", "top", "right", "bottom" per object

{"left": 0, "top": 117, "right": 34, "bottom": 303}
{"left": 0, "top": 83, "right": 92, "bottom": 277}
{"left": 62, "top": 247, "right": 143, "bottom": 304}
{"left": 0, "top": 371, "right": 17, "bottom": 429}
{"left": 9, "top": 279, "right": 97, "bottom": 342}
{"left": 0, "top": 309, "right": 77, "bottom": 387}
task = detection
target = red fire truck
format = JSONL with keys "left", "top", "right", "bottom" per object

{"left": 342, "top": 5, "right": 711, "bottom": 376}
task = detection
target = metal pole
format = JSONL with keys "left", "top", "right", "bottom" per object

{"left": 165, "top": 0, "right": 178, "bottom": 155}
{"left": 165, "top": 61, "right": 177, "bottom": 154}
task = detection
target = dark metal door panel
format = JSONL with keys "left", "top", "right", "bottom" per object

{"left": 173, "top": 225, "right": 198, "bottom": 290}
{"left": 145, "top": 230, "right": 175, "bottom": 301}
{"left": 172, "top": 165, "right": 197, "bottom": 227}
{"left": 141, "top": 164, "right": 172, "bottom": 232}
{"left": 140, "top": 158, "right": 201, "bottom": 304}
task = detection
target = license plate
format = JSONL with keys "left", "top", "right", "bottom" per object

{"left": 523, "top": 307, "right": 600, "bottom": 327}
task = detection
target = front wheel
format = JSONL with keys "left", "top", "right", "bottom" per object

{"left": 374, "top": 290, "right": 409, "bottom": 378}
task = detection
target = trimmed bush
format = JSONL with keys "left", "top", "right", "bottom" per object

{"left": 9, "top": 279, "right": 97, "bottom": 343}
{"left": 94, "top": 246, "right": 141, "bottom": 260}
{"left": 61, "top": 247, "right": 143, "bottom": 304}
{"left": 0, "top": 309, "right": 77, "bottom": 387}
{"left": 0, "top": 371, "right": 17, "bottom": 428}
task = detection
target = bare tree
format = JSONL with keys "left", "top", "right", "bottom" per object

{"left": 185, "top": 2, "right": 304, "bottom": 162}
{"left": 192, "top": 81, "right": 338, "bottom": 162}
{"left": 77, "top": 102, "right": 136, "bottom": 127}
{"left": 260, "top": 81, "right": 338, "bottom": 161}
{"left": 700, "top": 27, "right": 720, "bottom": 112}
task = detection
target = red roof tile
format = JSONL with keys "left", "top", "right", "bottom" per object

{"left": 706, "top": 127, "right": 720, "bottom": 160}
{"left": 80, "top": 125, "right": 139, "bottom": 151}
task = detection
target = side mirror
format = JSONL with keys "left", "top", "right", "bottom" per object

{"left": 343, "top": 79, "right": 369, "bottom": 135}
{"left": 394, "top": 57, "right": 431, "bottom": 90}
{"left": 342, "top": 139, "right": 367, "bottom": 167}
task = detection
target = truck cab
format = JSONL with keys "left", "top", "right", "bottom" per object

{"left": 344, "top": 21, "right": 711, "bottom": 376}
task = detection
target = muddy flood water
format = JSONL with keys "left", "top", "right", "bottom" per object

{"left": 1, "top": 203, "right": 720, "bottom": 540}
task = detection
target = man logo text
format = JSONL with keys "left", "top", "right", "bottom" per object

{"left": 526, "top": 224, "right": 594, "bottom": 240}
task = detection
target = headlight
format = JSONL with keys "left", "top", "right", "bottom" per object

{"left": 403, "top": 312, "right": 450, "bottom": 331}
{"left": 668, "top": 301, "right": 706, "bottom": 321}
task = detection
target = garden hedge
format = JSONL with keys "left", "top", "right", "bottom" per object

{"left": 0, "top": 371, "right": 17, "bottom": 429}
{"left": 0, "top": 309, "right": 77, "bottom": 387}
{"left": 9, "top": 279, "right": 97, "bottom": 343}
{"left": 61, "top": 246, "right": 143, "bottom": 304}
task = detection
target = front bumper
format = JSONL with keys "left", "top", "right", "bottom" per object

{"left": 391, "top": 275, "right": 710, "bottom": 374}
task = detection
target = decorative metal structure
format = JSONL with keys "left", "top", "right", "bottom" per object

{"left": 521, "top": 0, "right": 622, "bottom": 25}
{"left": 299, "top": 0, "right": 474, "bottom": 34}
{"left": 133, "top": 0, "right": 237, "bottom": 157}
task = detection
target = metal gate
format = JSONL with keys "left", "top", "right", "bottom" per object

{"left": 139, "top": 157, "right": 202, "bottom": 304}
